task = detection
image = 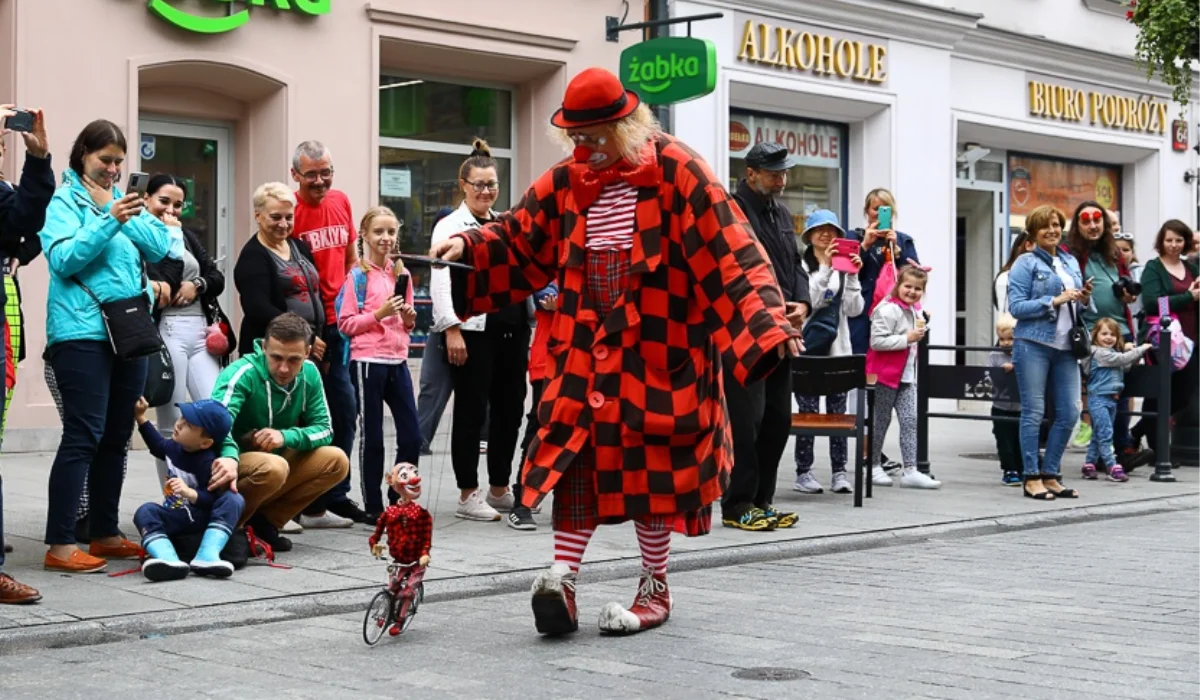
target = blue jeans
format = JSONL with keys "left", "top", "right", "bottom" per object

{"left": 314, "top": 328, "right": 358, "bottom": 507}
{"left": 1013, "top": 339, "right": 1080, "bottom": 477}
{"left": 1086, "top": 394, "right": 1118, "bottom": 468}
{"left": 45, "top": 341, "right": 147, "bottom": 545}
{"left": 1110, "top": 332, "right": 1136, "bottom": 452}
{"left": 351, "top": 360, "right": 421, "bottom": 514}
{"left": 134, "top": 489, "right": 245, "bottom": 543}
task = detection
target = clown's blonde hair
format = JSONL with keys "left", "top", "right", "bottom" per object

{"left": 549, "top": 103, "right": 662, "bottom": 165}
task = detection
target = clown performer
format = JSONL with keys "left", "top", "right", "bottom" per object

{"left": 368, "top": 462, "right": 432, "bottom": 636}
{"left": 431, "top": 67, "right": 802, "bottom": 637}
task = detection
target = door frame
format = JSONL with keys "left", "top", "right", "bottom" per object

{"left": 137, "top": 115, "right": 235, "bottom": 315}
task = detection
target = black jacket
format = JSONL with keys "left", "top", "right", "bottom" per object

{"left": 0, "top": 153, "right": 55, "bottom": 311}
{"left": 732, "top": 179, "right": 811, "bottom": 311}
{"left": 233, "top": 234, "right": 321, "bottom": 356}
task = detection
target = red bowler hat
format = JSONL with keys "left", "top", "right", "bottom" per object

{"left": 550, "top": 67, "right": 641, "bottom": 129}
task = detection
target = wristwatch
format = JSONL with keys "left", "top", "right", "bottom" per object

{"left": 192, "top": 277, "right": 207, "bottom": 294}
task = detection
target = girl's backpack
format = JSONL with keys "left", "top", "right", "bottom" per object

{"left": 1145, "top": 296, "right": 1195, "bottom": 371}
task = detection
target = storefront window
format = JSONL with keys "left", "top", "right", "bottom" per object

{"left": 379, "top": 76, "right": 514, "bottom": 354}
{"left": 728, "top": 110, "right": 847, "bottom": 244}
{"left": 1008, "top": 153, "right": 1121, "bottom": 232}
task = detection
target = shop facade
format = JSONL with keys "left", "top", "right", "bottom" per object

{"left": 671, "top": 0, "right": 1198, "bottom": 371}
{"left": 0, "top": 0, "right": 628, "bottom": 449}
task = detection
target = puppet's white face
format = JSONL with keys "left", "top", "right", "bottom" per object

{"left": 390, "top": 463, "right": 421, "bottom": 503}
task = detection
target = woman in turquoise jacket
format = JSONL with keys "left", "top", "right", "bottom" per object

{"left": 39, "top": 119, "right": 173, "bottom": 574}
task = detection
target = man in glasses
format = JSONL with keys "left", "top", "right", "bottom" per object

{"left": 288, "top": 139, "right": 369, "bottom": 527}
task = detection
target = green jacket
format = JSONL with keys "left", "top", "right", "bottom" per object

{"left": 1139, "top": 256, "right": 1199, "bottom": 341}
{"left": 210, "top": 339, "right": 333, "bottom": 461}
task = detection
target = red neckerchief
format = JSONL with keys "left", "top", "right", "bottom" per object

{"left": 567, "top": 142, "right": 662, "bottom": 209}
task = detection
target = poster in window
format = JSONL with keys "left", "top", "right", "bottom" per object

{"left": 1008, "top": 154, "right": 1121, "bottom": 217}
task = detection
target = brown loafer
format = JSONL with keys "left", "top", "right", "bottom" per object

{"left": 88, "top": 538, "right": 143, "bottom": 560}
{"left": 44, "top": 549, "right": 107, "bottom": 573}
{"left": 0, "top": 573, "right": 42, "bottom": 604}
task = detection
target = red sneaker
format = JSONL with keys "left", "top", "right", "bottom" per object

{"left": 598, "top": 566, "right": 673, "bottom": 635}
{"left": 531, "top": 564, "right": 578, "bottom": 636}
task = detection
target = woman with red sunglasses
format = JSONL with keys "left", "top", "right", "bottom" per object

{"left": 1065, "top": 200, "right": 1152, "bottom": 472}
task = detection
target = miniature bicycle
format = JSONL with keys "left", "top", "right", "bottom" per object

{"left": 362, "top": 560, "right": 425, "bottom": 646}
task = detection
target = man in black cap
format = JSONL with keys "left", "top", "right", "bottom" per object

{"left": 721, "top": 142, "right": 811, "bottom": 532}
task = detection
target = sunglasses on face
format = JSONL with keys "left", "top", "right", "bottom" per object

{"left": 1079, "top": 210, "right": 1105, "bottom": 224}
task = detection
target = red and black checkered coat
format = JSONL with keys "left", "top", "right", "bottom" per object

{"left": 451, "top": 134, "right": 797, "bottom": 522}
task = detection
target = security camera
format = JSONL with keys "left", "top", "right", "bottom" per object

{"left": 956, "top": 143, "right": 991, "bottom": 168}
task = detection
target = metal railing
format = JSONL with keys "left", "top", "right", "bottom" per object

{"left": 915, "top": 338, "right": 1175, "bottom": 482}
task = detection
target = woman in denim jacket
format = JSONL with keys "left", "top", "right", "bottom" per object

{"left": 1008, "top": 205, "right": 1094, "bottom": 501}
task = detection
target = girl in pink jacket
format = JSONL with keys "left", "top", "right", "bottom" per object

{"left": 336, "top": 206, "right": 420, "bottom": 523}
{"left": 865, "top": 265, "right": 941, "bottom": 490}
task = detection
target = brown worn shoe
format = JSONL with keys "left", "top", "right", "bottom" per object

{"left": 44, "top": 549, "right": 107, "bottom": 573}
{"left": 89, "top": 538, "right": 143, "bottom": 559}
{"left": 0, "top": 573, "right": 42, "bottom": 604}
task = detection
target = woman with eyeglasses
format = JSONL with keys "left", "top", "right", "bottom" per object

{"left": 1065, "top": 201, "right": 1151, "bottom": 469}
{"left": 429, "top": 139, "right": 530, "bottom": 525}
{"left": 233, "top": 182, "right": 325, "bottom": 359}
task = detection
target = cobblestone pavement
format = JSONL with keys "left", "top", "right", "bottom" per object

{"left": 2, "top": 510, "right": 1196, "bottom": 699}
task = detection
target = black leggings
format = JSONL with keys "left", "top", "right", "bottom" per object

{"left": 449, "top": 325, "right": 530, "bottom": 491}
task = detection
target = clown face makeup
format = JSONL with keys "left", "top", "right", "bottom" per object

{"left": 388, "top": 462, "right": 422, "bottom": 503}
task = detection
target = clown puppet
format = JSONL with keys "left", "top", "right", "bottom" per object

{"left": 368, "top": 462, "right": 432, "bottom": 636}
{"left": 431, "top": 67, "right": 801, "bottom": 637}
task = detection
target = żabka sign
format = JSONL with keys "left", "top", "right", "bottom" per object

{"left": 620, "top": 37, "right": 717, "bottom": 105}
{"left": 148, "top": 0, "right": 330, "bottom": 34}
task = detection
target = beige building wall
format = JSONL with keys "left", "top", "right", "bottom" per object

{"left": 2, "top": 0, "right": 633, "bottom": 449}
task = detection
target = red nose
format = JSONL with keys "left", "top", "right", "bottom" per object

{"left": 406, "top": 476, "right": 421, "bottom": 487}
{"left": 573, "top": 145, "right": 593, "bottom": 163}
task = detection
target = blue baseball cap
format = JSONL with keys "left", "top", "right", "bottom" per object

{"left": 177, "top": 399, "right": 233, "bottom": 443}
{"left": 801, "top": 209, "right": 845, "bottom": 243}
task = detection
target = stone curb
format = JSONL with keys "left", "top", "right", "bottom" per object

{"left": 2, "top": 494, "right": 1194, "bottom": 655}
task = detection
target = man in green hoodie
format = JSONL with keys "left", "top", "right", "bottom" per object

{"left": 208, "top": 312, "right": 349, "bottom": 551}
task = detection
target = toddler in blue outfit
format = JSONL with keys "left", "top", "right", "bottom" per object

{"left": 133, "top": 397, "right": 244, "bottom": 581}
{"left": 1083, "top": 318, "right": 1151, "bottom": 483}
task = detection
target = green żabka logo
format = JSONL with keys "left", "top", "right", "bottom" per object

{"left": 619, "top": 37, "right": 716, "bottom": 105}
{"left": 147, "top": 0, "right": 330, "bottom": 34}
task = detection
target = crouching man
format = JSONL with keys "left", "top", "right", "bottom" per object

{"left": 208, "top": 312, "right": 350, "bottom": 552}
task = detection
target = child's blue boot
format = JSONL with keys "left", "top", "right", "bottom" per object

{"left": 190, "top": 526, "right": 234, "bottom": 578}
{"left": 142, "top": 536, "right": 190, "bottom": 582}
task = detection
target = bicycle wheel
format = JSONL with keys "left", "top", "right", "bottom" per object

{"left": 401, "top": 582, "right": 424, "bottom": 633}
{"left": 362, "top": 590, "right": 394, "bottom": 646}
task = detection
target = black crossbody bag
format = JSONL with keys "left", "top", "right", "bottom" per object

{"left": 72, "top": 271, "right": 162, "bottom": 359}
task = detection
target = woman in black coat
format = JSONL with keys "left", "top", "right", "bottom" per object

{"left": 234, "top": 182, "right": 325, "bottom": 359}
{"left": 143, "top": 174, "right": 236, "bottom": 483}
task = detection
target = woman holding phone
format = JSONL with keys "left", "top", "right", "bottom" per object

{"left": 39, "top": 119, "right": 173, "bottom": 572}
{"left": 847, "top": 188, "right": 921, "bottom": 355}
{"left": 336, "top": 206, "right": 419, "bottom": 523}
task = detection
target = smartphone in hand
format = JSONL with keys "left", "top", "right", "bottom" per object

{"left": 127, "top": 171, "right": 150, "bottom": 197}
{"left": 2, "top": 109, "right": 35, "bottom": 133}
{"left": 394, "top": 271, "right": 410, "bottom": 301}
{"left": 831, "top": 238, "right": 860, "bottom": 273}
{"left": 876, "top": 205, "right": 893, "bottom": 231}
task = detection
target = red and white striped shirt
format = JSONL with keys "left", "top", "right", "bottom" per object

{"left": 585, "top": 182, "right": 637, "bottom": 251}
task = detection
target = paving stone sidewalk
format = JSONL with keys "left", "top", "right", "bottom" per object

{"left": 1, "top": 416, "right": 1196, "bottom": 636}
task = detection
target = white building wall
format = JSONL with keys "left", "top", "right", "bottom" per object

{"left": 918, "top": 0, "right": 1139, "bottom": 57}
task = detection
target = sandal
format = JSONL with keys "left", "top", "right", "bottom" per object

{"left": 1022, "top": 476, "right": 1055, "bottom": 500}
{"left": 1042, "top": 477, "right": 1079, "bottom": 499}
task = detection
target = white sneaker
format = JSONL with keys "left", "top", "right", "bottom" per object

{"left": 898, "top": 467, "right": 942, "bottom": 489}
{"left": 871, "top": 466, "right": 894, "bottom": 486}
{"left": 280, "top": 519, "right": 303, "bottom": 534}
{"left": 486, "top": 490, "right": 515, "bottom": 512}
{"left": 793, "top": 472, "right": 824, "bottom": 494}
{"left": 456, "top": 490, "right": 501, "bottom": 521}
{"left": 298, "top": 512, "right": 353, "bottom": 529}
{"left": 830, "top": 472, "right": 854, "bottom": 494}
